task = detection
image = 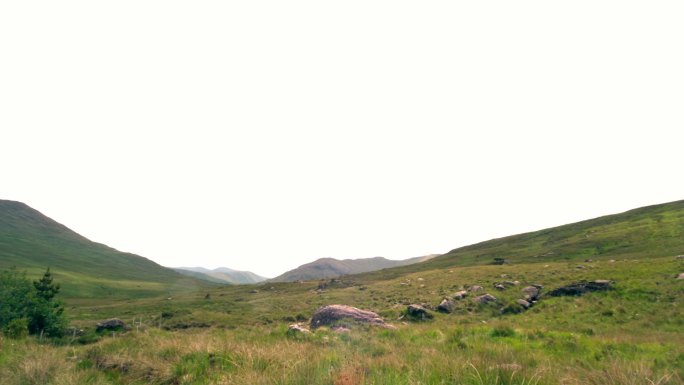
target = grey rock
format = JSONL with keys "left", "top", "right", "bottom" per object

{"left": 451, "top": 290, "right": 468, "bottom": 300}
{"left": 468, "top": 285, "right": 484, "bottom": 292}
{"left": 473, "top": 293, "right": 497, "bottom": 304}
{"left": 494, "top": 284, "right": 506, "bottom": 291}
{"left": 522, "top": 286, "right": 541, "bottom": 301}
{"left": 96, "top": 318, "right": 126, "bottom": 332}
{"left": 437, "top": 298, "right": 455, "bottom": 313}
{"left": 516, "top": 299, "right": 531, "bottom": 309}
{"left": 407, "top": 304, "right": 434, "bottom": 319}
{"left": 676, "top": 273, "right": 684, "bottom": 280}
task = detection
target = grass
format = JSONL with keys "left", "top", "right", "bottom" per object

{"left": 1, "top": 253, "right": 681, "bottom": 384}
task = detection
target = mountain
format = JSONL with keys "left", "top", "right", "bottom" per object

{"left": 359, "top": 199, "right": 684, "bottom": 279}
{"left": 0, "top": 200, "right": 210, "bottom": 299}
{"left": 270, "top": 254, "right": 439, "bottom": 282}
{"left": 172, "top": 267, "right": 268, "bottom": 284}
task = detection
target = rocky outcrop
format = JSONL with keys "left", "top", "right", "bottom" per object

{"left": 547, "top": 280, "right": 612, "bottom": 297}
{"left": 310, "top": 305, "right": 392, "bottom": 329}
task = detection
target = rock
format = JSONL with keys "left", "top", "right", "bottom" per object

{"left": 521, "top": 286, "right": 540, "bottom": 301}
{"left": 676, "top": 273, "right": 684, "bottom": 280}
{"left": 437, "top": 298, "right": 455, "bottom": 313}
{"left": 676, "top": 255, "right": 684, "bottom": 260}
{"left": 407, "top": 304, "right": 434, "bottom": 320}
{"left": 516, "top": 299, "right": 531, "bottom": 309}
{"left": 250, "top": 289, "right": 259, "bottom": 294}
{"left": 494, "top": 284, "right": 506, "bottom": 291}
{"left": 468, "top": 285, "right": 484, "bottom": 292}
{"left": 451, "top": 290, "right": 468, "bottom": 300}
{"left": 548, "top": 280, "right": 612, "bottom": 297}
{"left": 576, "top": 265, "right": 586, "bottom": 269}
{"left": 503, "top": 281, "right": 519, "bottom": 287}
{"left": 584, "top": 259, "right": 593, "bottom": 262}
{"left": 287, "top": 323, "right": 311, "bottom": 334}
{"left": 531, "top": 284, "right": 544, "bottom": 289}
{"left": 96, "top": 318, "right": 126, "bottom": 332}
{"left": 310, "top": 305, "right": 392, "bottom": 329}
{"left": 473, "top": 293, "right": 497, "bottom": 304}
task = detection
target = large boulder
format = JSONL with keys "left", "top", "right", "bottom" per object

{"left": 548, "top": 280, "right": 612, "bottom": 297}
{"left": 310, "top": 305, "right": 392, "bottom": 329}
{"left": 473, "top": 293, "right": 497, "bottom": 304}
{"left": 96, "top": 318, "right": 126, "bottom": 332}
{"left": 521, "top": 286, "right": 541, "bottom": 301}
{"left": 406, "top": 304, "right": 434, "bottom": 320}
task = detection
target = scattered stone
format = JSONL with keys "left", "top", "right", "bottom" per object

{"left": 96, "top": 318, "right": 126, "bottom": 332}
{"left": 521, "top": 286, "right": 541, "bottom": 301}
{"left": 468, "top": 285, "right": 484, "bottom": 292}
{"left": 250, "top": 289, "right": 259, "bottom": 294}
{"left": 494, "top": 284, "right": 506, "bottom": 291}
{"left": 400, "top": 282, "right": 409, "bottom": 286}
{"left": 548, "top": 280, "right": 612, "bottom": 297}
{"left": 531, "top": 284, "right": 544, "bottom": 289}
{"left": 516, "top": 299, "right": 531, "bottom": 309}
{"left": 417, "top": 278, "right": 424, "bottom": 282}
{"left": 676, "top": 255, "right": 684, "bottom": 260}
{"left": 437, "top": 298, "right": 455, "bottom": 313}
{"left": 576, "top": 265, "right": 586, "bottom": 269}
{"left": 502, "top": 281, "right": 519, "bottom": 287}
{"left": 609, "top": 259, "right": 616, "bottom": 263}
{"left": 310, "top": 305, "right": 393, "bottom": 329}
{"left": 676, "top": 273, "right": 684, "bottom": 280}
{"left": 451, "top": 290, "right": 468, "bottom": 300}
{"left": 407, "top": 304, "right": 434, "bottom": 320}
{"left": 584, "top": 259, "right": 593, "bottom": 263}
{"left": 473, "top": 293, "right": 497, "bottom": 304}
{"left": 287, "top": 323, "right": 311, "bottom": 335}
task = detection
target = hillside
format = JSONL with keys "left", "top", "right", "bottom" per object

{"left": 0, "top": 200, "right": 209, "bottom": 299}
{"left": 270, "top": 254, "right": 439, "bottom": 282}
{"left": 362, "top": 199, "right": 684, "bottom": 279}
{"left": 173, "top": 267, "right": 268, "bottom": 284}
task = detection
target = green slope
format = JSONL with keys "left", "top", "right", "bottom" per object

{"left": 361, "top": 199, "right": 684, "bottom": 279}
{"left": 0, "top": 200, "right": 209, "bottom": 299}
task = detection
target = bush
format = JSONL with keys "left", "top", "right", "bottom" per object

{"left": 3, "top": 318, "right": 28, "bottom": 339}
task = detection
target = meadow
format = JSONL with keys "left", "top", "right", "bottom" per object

{"left": 2, "top": 254, "right": 682, "bottom": 385}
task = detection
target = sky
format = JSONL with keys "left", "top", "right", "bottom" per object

{"left": 1, "top": 1, "right": 683, "bottom": 278}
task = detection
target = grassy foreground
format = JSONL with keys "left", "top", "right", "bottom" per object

{"left": 1, "top": 254, "right": 682, "bottom": 384}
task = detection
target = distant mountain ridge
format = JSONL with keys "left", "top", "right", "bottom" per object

{"left": 172, "top": 266, "right": 268, "bottom": 284}
{"left": 0, "top": 199, "right": 209, "bottom": 299}
{"left": 270, "top": 254, "right": 439, "bottom": 282}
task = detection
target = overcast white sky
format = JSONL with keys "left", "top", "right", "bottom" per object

{"left": 1, "top": 1, "right": 683, "bottom": 278}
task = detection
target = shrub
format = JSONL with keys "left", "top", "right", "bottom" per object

{"left": 4, "top": 318, "right": 29, "bottom": 339}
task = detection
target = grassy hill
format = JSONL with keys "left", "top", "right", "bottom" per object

{"left": 173, "top": 267, "right": 268, "bottom": 284}
{"left": 363, "top": 199, "right": 684, "bottom": 280}
{"left": 0, "top": 200, "right": 209, "bottom": 299}
{"left": 270, "top": 255, "right": 439, "bottom": 282}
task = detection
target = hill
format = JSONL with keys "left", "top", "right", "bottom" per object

{"left": 172, "top": 267, "right": 268, "bottom": 284}
{"left": 270, "top": 254, "right": 439, "bottom": 282}
{"left": 361, "top": 199, "right": 684, "bottom": 279}
{"left": 0, "top": 200, "right": 209, "bottom": 299}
